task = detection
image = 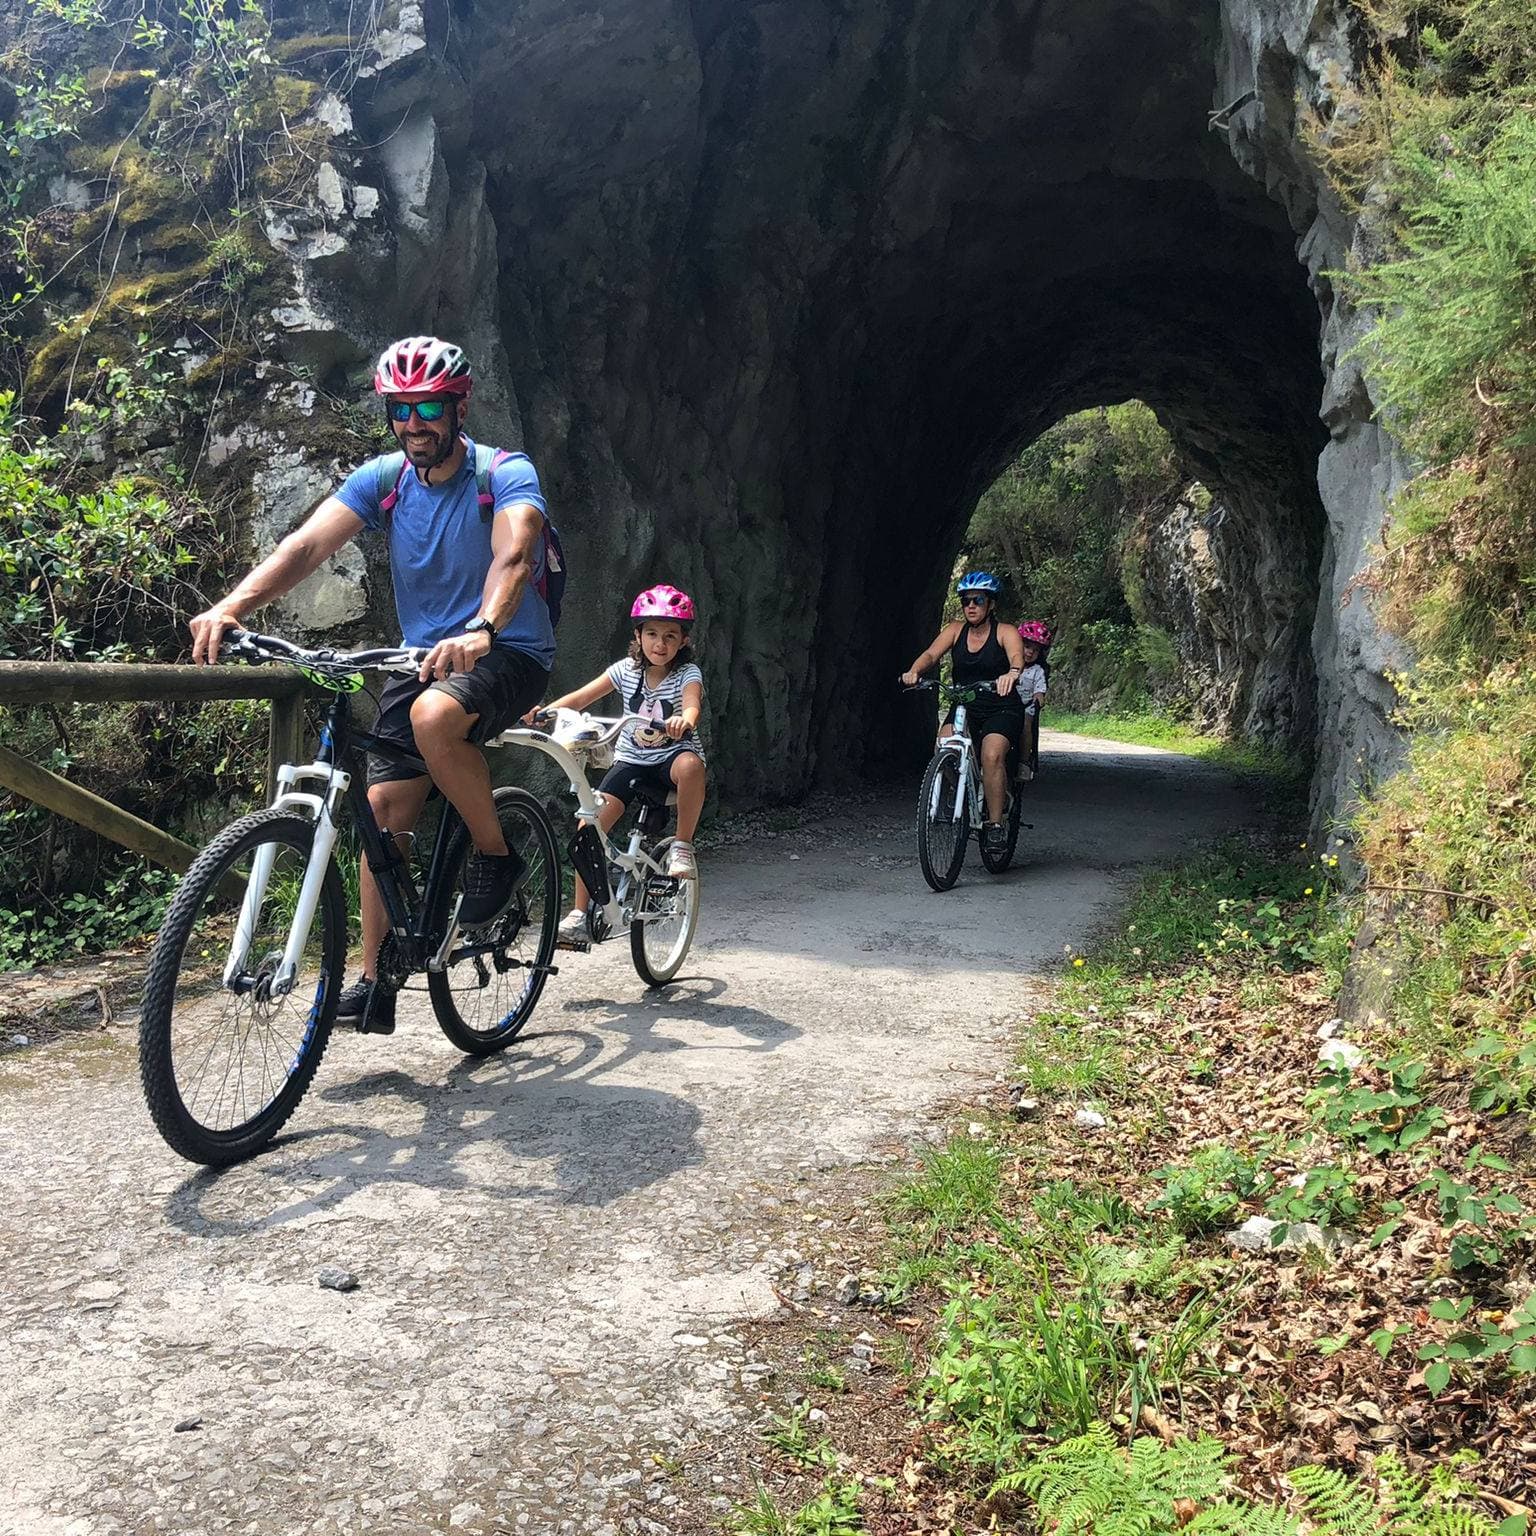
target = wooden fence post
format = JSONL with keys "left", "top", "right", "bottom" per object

{"left": 266, "top": 691, "right": 307, "bottom": 801}
{"left": 0, "top": 742, "right": 244, "bottom": 900}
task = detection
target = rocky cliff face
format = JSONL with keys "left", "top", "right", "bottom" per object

{"left": 238, "top": 0, "right": 1400, "bottom": 819}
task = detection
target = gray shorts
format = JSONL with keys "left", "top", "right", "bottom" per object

{"left": 367, "top": 646, "right": 549, "bottom": 785}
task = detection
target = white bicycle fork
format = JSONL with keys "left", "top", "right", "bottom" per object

{"left": 222, "top": 760, "right": 351, "bottom": 998}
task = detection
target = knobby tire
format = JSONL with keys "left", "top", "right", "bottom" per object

{"left": 428, "top": 786, "right": 560, "bottom": 1054}
{"left": 139, "top": 809, "right": 344, "bottom": 1166}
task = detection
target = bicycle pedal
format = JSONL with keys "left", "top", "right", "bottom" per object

{"left": 555, "top": 935, "right": 591, "bottom": 953}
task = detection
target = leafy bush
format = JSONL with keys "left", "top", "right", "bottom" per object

{"left": 1149, "top": 1147, "right": 1271, "bottom": 1236}
{"left": 0, "top": 391, "right": 200, "bottom": 660}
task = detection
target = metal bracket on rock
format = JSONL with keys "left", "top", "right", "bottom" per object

{"left": 1208, "top": 90, "right": 1258, "bottom": 132}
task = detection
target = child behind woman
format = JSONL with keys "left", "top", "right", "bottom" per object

{"left": 539, "top": 585, "right": 706, "bottom": 943}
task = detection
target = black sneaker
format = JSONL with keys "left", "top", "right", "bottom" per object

{"left": 460, "top": 847, "right": 526, "bottom": 927}
{"left": 334, "top": 975, "right": 396, "bottom": 1035}
{"left": 983, "top": 821, "right": 1007, "bottom": 851}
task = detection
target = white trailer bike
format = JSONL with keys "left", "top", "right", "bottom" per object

{"left": 907, "top": 679, "right": 1034, "bottom": 891}
{"left": 499, "top": 705, "right": 701, "bottom": 988}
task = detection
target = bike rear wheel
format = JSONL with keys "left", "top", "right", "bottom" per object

{"left": 917, "top": 750, "right": 969, "bottom": 891}
{"left": 981, "top": 777, "right": 1023, "bottom": 873}
{"left": 139, "top": 810, "right": 344, "bottom": 1166}
{"left": 631, "top": 839, "right": 700, "bottom": 986}
{"left": 427, "top": 787, "right": 560, "bottom": 1054}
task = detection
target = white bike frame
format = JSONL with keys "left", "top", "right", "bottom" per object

{"left": 930, "top": 698, "right": 984, "bottom": 829}
{"left": 926, "top": 695, "right": 1039, "bottom": 832}
{"left": 490, "top": 709, "right": 679, "bottom": 939}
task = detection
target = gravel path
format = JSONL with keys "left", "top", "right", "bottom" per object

{"left": 0, "top": 734, "right": 1253, "bottom": 1536}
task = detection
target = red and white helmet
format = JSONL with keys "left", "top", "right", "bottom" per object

{"left": 373, "top": 336, "right": 473, "bottom": 397}
{"left": 631, "top": 585, "right": 696, "bottom": 624}
{"left": 1018, "top": 620, "right": 1053, "bottom": 647}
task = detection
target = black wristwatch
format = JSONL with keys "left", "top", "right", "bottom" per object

{"left": 465, "top": 616, "right": 498, "bottom": 643}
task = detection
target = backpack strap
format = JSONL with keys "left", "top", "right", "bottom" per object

{"left": 473, "top": 442, "right": 508, "bottom": 520}
{"left": 375, "top": 451, "right": 409, "bottom": 522}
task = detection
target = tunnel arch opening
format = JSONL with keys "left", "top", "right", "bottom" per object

{"left": 368, "top": 0, "right": 1338, "bottom": 807}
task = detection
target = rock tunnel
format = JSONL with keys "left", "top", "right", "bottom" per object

{"left": 272, "top": 0, "right": 1399, "bottom": 812}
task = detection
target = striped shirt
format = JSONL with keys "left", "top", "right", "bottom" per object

{"left": 604, "top": 658, "right": 706, "bottom": 766}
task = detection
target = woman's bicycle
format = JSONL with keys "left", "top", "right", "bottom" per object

{"left": 139, "top": 630, "right": 561, "bottom": 1166}
{"left": 906, "top": 680, "right": 1034, "bottom": 891}
{"left": 501, "top": 707, "right": 701, "bottom": 988}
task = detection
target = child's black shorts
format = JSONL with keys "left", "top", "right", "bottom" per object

{"left": 597, "top": 748, "right": 701, "bottom": 807}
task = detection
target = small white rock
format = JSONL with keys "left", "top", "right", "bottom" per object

{"left": 1315, "top": 1016, "right": 1345, "bottom": 1040}
{"left": 1317, "top": 1039, "right": 1364, "bottom": 1070}
{"left": 967, "top": 1121, "right": 986, "bottom": 1138}
{"left": 1074, "top": 1108, "right": 1107, "bottom": 1131}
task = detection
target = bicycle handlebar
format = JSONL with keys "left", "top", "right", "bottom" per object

{"left": 527, "top": 707, "right": 654, "bottom": 752}
{"left": 222, "top": 628, "right": 428, "bottom": 676}
{"left": 901, "top": 678, "right": 1003, "bottom": 699}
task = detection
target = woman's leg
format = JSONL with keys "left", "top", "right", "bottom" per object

{"left": 670, "top": 751, "right": 706, "bottom": 841}
{"left": 979, "top": 731, "right": 1011, "bottom": 823}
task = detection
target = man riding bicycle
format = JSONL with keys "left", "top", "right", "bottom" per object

{"left": 901, "top": 571, "right": 1028, "bottom": 853}
{"left": 187, "top": 336, "right": 555, "bottom": 1033}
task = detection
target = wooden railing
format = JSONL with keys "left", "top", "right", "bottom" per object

{"left": 0, "top": 661, "right": 310, "bottom": 882}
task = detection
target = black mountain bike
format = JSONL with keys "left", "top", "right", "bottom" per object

{"left": 138, "top": 630, "right": 559, "bottom": 1165}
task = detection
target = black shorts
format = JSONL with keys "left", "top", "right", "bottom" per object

{"left": 945, "top": 695, "right": 1025, "bottom": 752}
{"left": 597, "top": 749, "right": 700, "bottom": 807}
{"left": 367, "top": 646, "right": 549, "bottom": 785}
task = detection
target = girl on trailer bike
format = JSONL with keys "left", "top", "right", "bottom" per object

{"left": 533, "top": 585, "right": 706, "bottom": 944}
{"left": 901, "top": 571, "right": 1027, "bottom": 853}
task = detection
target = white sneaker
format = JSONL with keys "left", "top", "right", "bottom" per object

{"left": 666, "top": 840, "right": 697, "bottom": 879}
{"left": 557, "top": 908, "right": 589, "bottom": 943}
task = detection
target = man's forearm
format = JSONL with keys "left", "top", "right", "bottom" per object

{"left": 218, "top": 535, "right": 329, "bottom": 618}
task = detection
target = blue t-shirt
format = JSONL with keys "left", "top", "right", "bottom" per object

{"left": 336, "top": 437, "right": 554, "bottom": 669}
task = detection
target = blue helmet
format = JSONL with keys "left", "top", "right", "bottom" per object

{"left": 956, "top": 571, "right": 1002, "bottom": 597}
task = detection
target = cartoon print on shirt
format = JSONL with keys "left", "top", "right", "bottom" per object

{"left": 633, "top": 697, "right": 673, "bottom": 751}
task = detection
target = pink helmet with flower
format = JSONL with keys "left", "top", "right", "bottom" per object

{"left": 1018, "top": 620, "right": 1053, "bottom": 648}
{"left": 631, "top": 584, "right": 696, "bottom": 624}
{"left": 373, "top": 336, "right": 474, "bottom": 397}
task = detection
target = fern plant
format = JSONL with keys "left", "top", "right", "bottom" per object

{"left": 989, "top": 1423, "right": 1300, "bottom": 1535}
{"left": 991, "top": 1426, "right": 1527, "bottom": 1536}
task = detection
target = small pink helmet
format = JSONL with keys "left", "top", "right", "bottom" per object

{"left": 631, "top": 584, "right": 696, "bottom": 624}
{"left": 373, "top": 336, "right": 473, "bottom": 397}
{"left": 1018, "top": 620, "right": 1053, "bottom": 647}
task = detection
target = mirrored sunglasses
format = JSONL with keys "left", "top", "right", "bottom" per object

{"left": 960, "top": 594, "right": 989, "bottom": 606}
{"left": 387, "top": 399, "right": 449, "bottom": 423}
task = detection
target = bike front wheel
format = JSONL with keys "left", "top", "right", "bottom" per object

{"left": 631, "top": 839, "right": 700, "bottom": 987}
{"left": 139, "top": 809, "right": 345, "bottom": 1165}
{"left": 427, "top": 786, "right": 560, "bottom": 1055}
{"left": 916, "top": 750, "right": 969, "bottom": 891}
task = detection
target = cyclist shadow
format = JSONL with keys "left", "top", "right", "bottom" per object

{"left": 555, "top": 974, "right": 800, "bottom": 1068}
{"left": 162, "top": 1031, "right": 705, "bottom": 1238}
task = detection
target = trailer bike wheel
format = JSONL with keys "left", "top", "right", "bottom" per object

{"left": 630, "top": 839, "right": 700, "bottom": 987}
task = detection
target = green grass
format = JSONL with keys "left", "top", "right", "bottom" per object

{"left": 728, "top": 1480, "right": 863, "bottom": 1535}
{"left": 1045, "top": 709, "right": 1308, "bottom": 788}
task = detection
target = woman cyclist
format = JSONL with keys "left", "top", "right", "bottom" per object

{"left": 901, "top": 571, "right": 1027, "bottom": 852}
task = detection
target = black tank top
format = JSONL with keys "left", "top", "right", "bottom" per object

{"left": 950, "top": 618, "right": 1010, "bottom": 687}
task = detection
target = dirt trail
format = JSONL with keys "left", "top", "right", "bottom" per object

{"left": 0, "top": 734, "right": 1254, "bottom": 1536}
